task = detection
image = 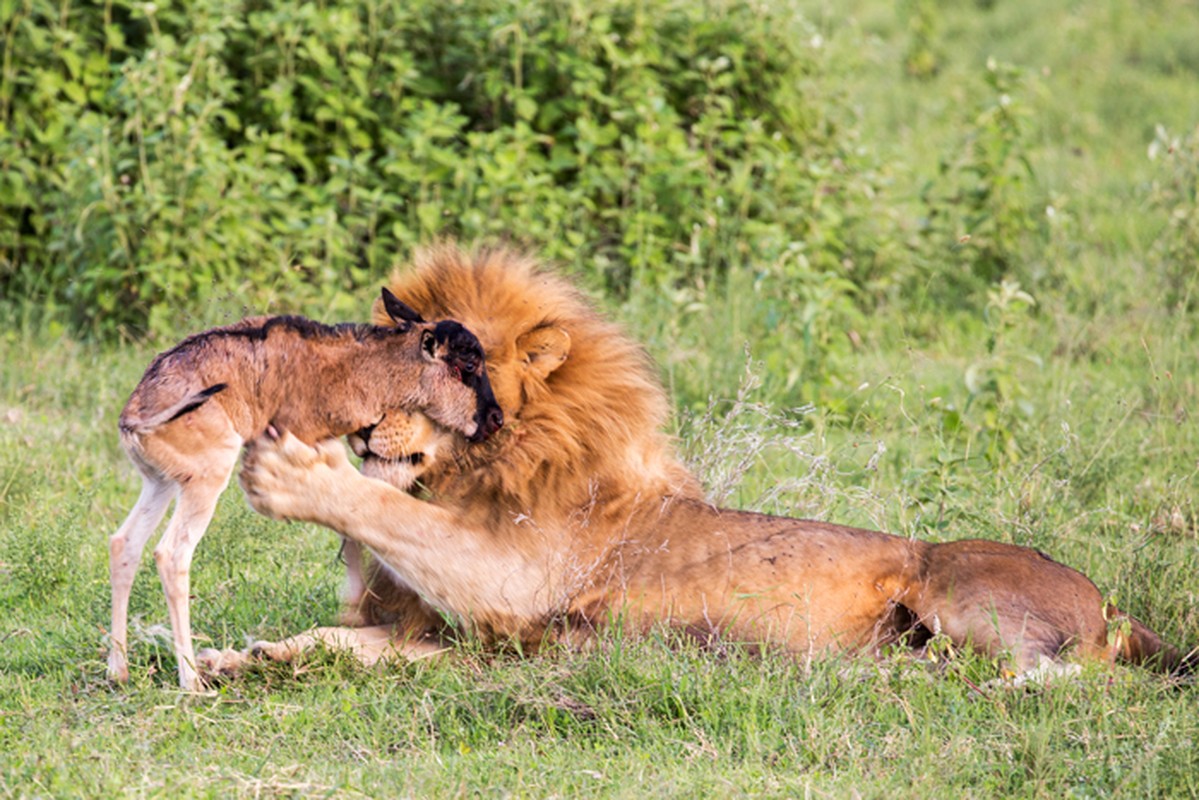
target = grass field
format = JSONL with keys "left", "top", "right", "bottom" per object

{"left": 3, "top": 0, "right": 1199, "bottom": 797}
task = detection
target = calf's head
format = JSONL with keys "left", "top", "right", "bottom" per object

{"left": 378, "top": 287, "right": 504, "bottom": 444}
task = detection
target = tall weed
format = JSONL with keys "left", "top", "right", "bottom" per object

{"left": 917, "top": 59, "right": 1042, "bottom": 299}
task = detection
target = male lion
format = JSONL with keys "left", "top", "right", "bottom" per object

{"left": 235, "top": 244, "right": 1191, "bottom": 678}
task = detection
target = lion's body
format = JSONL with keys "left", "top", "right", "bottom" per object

{"left": 237, "top": 245, "right": 1188, "bottom": 677}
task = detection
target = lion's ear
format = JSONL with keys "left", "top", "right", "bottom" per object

{"left": 517, "top": 326, "right": 570, "bottom": 380}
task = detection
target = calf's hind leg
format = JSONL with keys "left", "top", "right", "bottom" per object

{"left": 108, "top": 474, "right": 176, "bottom": 683}
{"left": 154, "top": 463, "right": 235, "bottom": 691}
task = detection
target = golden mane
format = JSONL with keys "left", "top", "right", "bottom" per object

{"left": 373, "top": 244, "right": 702, "bottom": 521}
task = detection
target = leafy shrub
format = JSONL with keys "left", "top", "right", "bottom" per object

{"left": 1, "top": 0, "right": 893, "bottom": 339}
{"left": 1, "top": 0, "right": 333, "bottom": 336}
{"left": 961, "top": 278, "right": 1039, "bottom": 466}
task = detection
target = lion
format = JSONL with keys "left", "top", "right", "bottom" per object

{"left": 231, "top": 244, "right": 1192, "bottom": 679}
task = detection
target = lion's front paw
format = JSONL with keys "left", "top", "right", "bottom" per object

{"left": 239, "top": 431, "right": 355, "bottom": 522}
{"left": 249, "top": 638, "right": 299, "bottom": 664}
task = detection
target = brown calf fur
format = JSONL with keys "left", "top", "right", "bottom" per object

{"left": 235, "top": 245, "right": 1191, "bottom": 680}
{"left": 108, "top": 289, "right": 501, "bottom": 691}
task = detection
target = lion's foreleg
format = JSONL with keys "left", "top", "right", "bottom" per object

{"left": 251, "top": 625, "right": 449, "bottom": 666}
{"left": 194, "top": 626, "right": 448, "bottom": 680}
{"left": 241, "top": 433, "right": 554, "bottom": 633}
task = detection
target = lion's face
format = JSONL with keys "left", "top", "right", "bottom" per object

{"left": 348, "top": 410, "right": 446, "bottom": 489}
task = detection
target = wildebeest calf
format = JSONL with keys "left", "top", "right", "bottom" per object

{"left": 108, "top": 289, "right": 503, "bottom": 691}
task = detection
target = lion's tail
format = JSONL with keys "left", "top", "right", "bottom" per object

{"left": 1106, "top": 605, "right": 1195, "bottom": 676}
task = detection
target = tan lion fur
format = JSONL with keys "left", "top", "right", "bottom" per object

{"left": 235, "top": 244, "right": 1191, "bottom": 678}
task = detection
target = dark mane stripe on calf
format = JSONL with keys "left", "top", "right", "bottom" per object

{"left": 141, "top": 317, "right": 398, "bottom": 385}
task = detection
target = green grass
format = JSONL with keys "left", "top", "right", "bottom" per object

{"left": 3, "top": 0, "right": 1199, "bottom": 796}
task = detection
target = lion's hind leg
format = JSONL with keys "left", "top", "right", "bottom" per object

{"left": 932, "top": 598, "right": 1098, "bottom": 677}
{"left": 914, "top": 539, "right": 1114, "bottom": 678}
{"left": 995, "top": 657, "right": 1083, "bottom": 688}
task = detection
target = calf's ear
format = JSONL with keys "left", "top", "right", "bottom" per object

{"left": 381, "top": 287, "right": 425, "bottom": 328}
{"left": 516, "top": 325, "right": 570, "bottom": 380}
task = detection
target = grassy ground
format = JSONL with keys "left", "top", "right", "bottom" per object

{"left": 3, "top": 1, "right": 1199, "bottom": 797}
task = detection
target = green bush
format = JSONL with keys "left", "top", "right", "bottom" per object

{"left": 1, "top": 0, "right": 894, "bottom": 338}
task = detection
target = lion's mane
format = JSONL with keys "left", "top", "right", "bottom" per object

{"left": 371, "top": 244, "right": 702, "bottom": 524}
{"left": 359, "top": 245, "right": 704, "bottom": 629}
